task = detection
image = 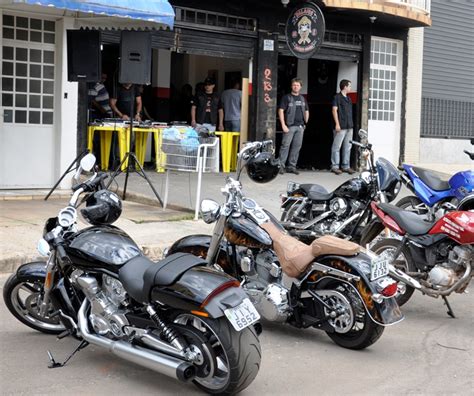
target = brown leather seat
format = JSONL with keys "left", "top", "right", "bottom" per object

{"left": 261, "top": 222, "right": 360, "bottom": 278}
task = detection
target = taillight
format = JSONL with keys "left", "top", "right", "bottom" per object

{"left": 381, "top": 281, "right": 398, "bottom": 297}
{"left": 200, "top": 280, "right": 241, "bottom": 308}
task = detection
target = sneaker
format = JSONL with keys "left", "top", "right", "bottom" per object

{"left": 342, "top": 168, "right": 356, "bottom": 174}
{"left": 279, "top": 167, "right": 285, "bottom": 175}
{"left": 331, "top": 168, "right": 342, "bottom": 175}
{"left": 286, "top": 168, "right": 300, "bottom": 175}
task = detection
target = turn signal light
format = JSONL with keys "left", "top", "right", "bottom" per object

{"left": 381, "top": 282, "right": 398, "bottom": 297}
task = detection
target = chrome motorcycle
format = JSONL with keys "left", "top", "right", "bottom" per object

{"left": 167, "top": 141, "right": 404, "bottom": 350}
{"left": 280, "top": 130, "right": 401, "bottom": 245}
{"left": 3, "top": 154, "right": 261, "bottom": 394}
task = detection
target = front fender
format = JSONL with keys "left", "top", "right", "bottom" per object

{"left": 16, "top": 261, "right": 47, "bottom": 278}
{"left": 308, "top": 253, "right": 403, "bottom": 326}
{"left": 167, "top": 234, "right": 234, "bottom": 274}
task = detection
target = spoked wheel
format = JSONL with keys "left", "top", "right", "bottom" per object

{"left": 396, "top": 196, "right": 429, "bottom": 216}
{"left": 315, "top": 282, "right": 384, "bottom": 350}
{"left": 371, "top": 238, "right": 417, "bottom": 306}
{"left": 3, "top": 273, "right": 65, "bottom": 334}
{"left": 173, "top": 313, "right": 261, "bottom": 395}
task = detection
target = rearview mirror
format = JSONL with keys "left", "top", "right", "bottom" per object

{"left": 200, "top": 199, "right": 221, "bottom": 224}
{"left": 80, "top": 153, "right": 96, "bottom": 172}
{"left": 358, "top": 129, "right": 368, "bottom": 139}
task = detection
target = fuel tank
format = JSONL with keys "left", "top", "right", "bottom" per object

{"left": 333, "top": 178, "right": 369, "bottom": 200}
{"left": 224, "top": 214, "right": 272, "bottom": 249}
{"left": 65, "top": 225, "right": 141, "bottom": 272}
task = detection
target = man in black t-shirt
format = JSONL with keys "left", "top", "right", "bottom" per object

{"left": 331, "top": 79, "right": 355, "bottom": 175}
{"left": 278, "top": 78, "right": 310, "bottom": 175}
{"left": 190, "top": 77, "right": 223, "bottom": 132}
{"left": 110, "top": 83, "right": 142, "bottom": 121}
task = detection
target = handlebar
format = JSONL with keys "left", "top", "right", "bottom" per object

{"left": 349, "top": 140, "right": 365, "bottom": 148}
{"left": 464, "top": 150, "right": 474, "bottom": 160}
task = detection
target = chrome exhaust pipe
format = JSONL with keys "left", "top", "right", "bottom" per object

{"left": 77, "top": 300, "right": 195, "bottom": 382}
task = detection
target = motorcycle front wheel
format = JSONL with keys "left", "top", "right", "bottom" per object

{"left": 3, "top": 272, "right": 66, "bottom": 334}
{"left": 315, "top": 281, "right": 384, "bottom": 350}
{"left": 173, "top": 313, "right": 261, "bottom": 395}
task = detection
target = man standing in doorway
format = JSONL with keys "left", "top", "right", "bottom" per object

{"left": 278, "top": 78, "right": 309, "bottom": 175}
{"left": 220, "top": 79, "right": 241, "bottom": 131}
{"left": 331, "top": 79, "right": 355, "bottom": 175}
{"left": 190, "top": 77, "right": 223, "bottom": 132}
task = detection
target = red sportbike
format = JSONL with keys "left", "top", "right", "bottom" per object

{"left": 367, "top": 200, "right": 473, "bottom": 317}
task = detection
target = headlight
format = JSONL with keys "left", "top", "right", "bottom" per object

{"left": 200, "top": 199, "right": 221, "bottom": 224}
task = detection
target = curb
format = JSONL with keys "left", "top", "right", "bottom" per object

{"left": 116, "top": 188, "right": 194, "bottom": 214}
{"left": 0, "top": 243, "right": 167, "bottom": 274}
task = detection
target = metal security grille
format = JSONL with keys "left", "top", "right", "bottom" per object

{"left": 1, "top": 14, "right": 55, "bottom": 125}
{"left": 369, "top": 38, "right": 398, "bottom": 122}
{"left": 421, "top": 98, "right": 473, "bottom": 139}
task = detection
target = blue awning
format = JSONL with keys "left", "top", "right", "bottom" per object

{"left": 12, "top": 0, "right": 175, "bottom": 28}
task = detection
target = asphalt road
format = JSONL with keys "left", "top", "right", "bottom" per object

{"left": 1, "top": 273, "right": 472, "bottom": 396}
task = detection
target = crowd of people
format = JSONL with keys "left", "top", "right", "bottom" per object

{"left": 88, "top": 73, "right": 354, "bottom": 174}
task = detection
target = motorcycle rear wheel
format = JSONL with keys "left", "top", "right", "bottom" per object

{"left": 317, "top": 282, "right": 384, "bottom": 350}
{"left": 371, "top": 238, "right": 417, "bottom": 306}
{"left": 3, "top": 272, "right": 66, "bottom": 334}
{"left": 173, "top": 313, "right": 261, "bottom": 395}
{"left": 396, "top": 196, "right": 428, "bottom": 216}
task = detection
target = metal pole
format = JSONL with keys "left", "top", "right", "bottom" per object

{"left": 195, "top": 155, "right": 204, "bottom": 221}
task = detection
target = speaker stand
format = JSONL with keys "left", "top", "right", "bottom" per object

{"left": 106, "top": 97, "right": 163, "bottom": 207}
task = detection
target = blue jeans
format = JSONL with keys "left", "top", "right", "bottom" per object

{"left": 224, "top": 120, "right": 240, "bottom": 131}
{"left": 331, "top": 128, "right": 353, "bottom": 170}
{"left": 279, "top": 125, "right": 304, "bottom": 169}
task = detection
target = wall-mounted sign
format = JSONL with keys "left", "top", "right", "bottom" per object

{"left": 263, "top": 39, "right": 274, "bottom": 51}
{"left": 285, "top": 2, "right": 325, "bottom": 59}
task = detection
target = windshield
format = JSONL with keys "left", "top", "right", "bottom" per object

{"left": 376, "top": 158, "right": 400, "bottom": 191}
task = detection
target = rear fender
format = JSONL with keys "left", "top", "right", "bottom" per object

{"left": 305, "top": 253, "right": 403, "bottom": 326}
{"left": 150, "top": 266, "right": 243, "bottom": 319}
{"left": 167, "top": 235, "right": 233, "bottom": 273}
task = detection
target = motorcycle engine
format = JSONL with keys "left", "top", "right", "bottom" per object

{"left": 74, "top": 272, "right": 129, "bottom": 338}
{"left": 312, "top": 198, "right": 362, "bottom": 235}
{"left": 239, "top": 249, "right": 291, "bottom": 322}
{"left": 428, "top": 246, "right": 472, "bottom": 288}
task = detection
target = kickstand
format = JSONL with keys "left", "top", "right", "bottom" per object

{"left": 442, "top": 296, "right": 456, "bottom": 319}
{"left": 47, "top": 340, "right": 89, "bottom": 369}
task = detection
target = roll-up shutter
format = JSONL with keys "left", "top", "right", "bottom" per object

{"left": 278, "top": 42, "right": 360, "bottom": 62}
{"left": 101, "top": 29, "right": 175, "bottom": 50}
{"left": 176, "top": 28, "right": 256, "bottom": 59}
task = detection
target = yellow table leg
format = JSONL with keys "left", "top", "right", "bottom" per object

{"left": 154, "top": 130, "right": 165, "bottom": 173}
{"left": 87, "top": 126, "right": 94, "bottom": 152}
{"left": 101, "top": 130, "right": 113, "bottom": 170}
{"left": 117, "top": 128, "right": 129, "bottom": 171}
{"left": 230, "top": 133, "right": 240, "bottom": 171}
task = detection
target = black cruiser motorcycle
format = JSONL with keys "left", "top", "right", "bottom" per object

{"left": 280, "top": 130, "right": 401, "bottom": 245}
{"left": 167, "top": 141, "right": 404, "bottom": 350}
{"left": 3, "top": 154, "right": 261, "bottom": 395}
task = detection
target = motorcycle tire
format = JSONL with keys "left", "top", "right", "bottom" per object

{"left": 371, "top": 238, "right": 417, "bottom": 306}
{"left": 321, "top": 282, "right": 384, "bottom": 350}
{"left": 396, "top": 196, "right": 428, "bottom": 215}
{"left": 173, "top": 313, "right": 261, "bottom": 395}
{"left": 3, "top": 272, "right": 66, "bottom": 334}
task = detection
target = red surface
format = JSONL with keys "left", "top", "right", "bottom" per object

{"left": 370, "top": 202, "right": 406, "bottom": 236}
{"left": 428, "top": 211, "right": 474, "bottom": 244}
{"left": 153, "top": 87, "right": 171, "bottom": 99}
{"left": 347, "top": 92, "right": 358, "bottom": 103}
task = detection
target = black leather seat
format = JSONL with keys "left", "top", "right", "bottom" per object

{"left": 300, "top": 184, "right": 334, "bottom": 201}
{"left": 378, "top": 203, "right": 435, "bottom": 236}
{"left": 119, "top": 252, "right": 206, "bottom": 303}
{"left": 411, "top": 166, "right": 451, "bottom": 191}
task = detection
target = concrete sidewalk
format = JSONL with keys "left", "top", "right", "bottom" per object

{"left": 0, "top": 169, "right": 385, "bottom": 273}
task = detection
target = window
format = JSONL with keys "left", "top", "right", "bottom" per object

{"left": 369, "top": 38, "right": 398, "bottom": 122}
{"left": 1, "top": 14, "right": 55, "bottom": 125}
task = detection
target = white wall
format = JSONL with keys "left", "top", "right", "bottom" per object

{"left": 337, "top": 61, "right": 358, "bottom": 92}
{"left": 418, "top": 138, "right": 473, "bottom": 172}
{"left": 55, "top": 17, "right": 78, "bottom": 189}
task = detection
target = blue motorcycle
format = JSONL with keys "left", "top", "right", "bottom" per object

{"left": 397, "top": 141, "right": 474, "bottom": 219}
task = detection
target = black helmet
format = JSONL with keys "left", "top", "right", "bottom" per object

{"left": 246, "top": 151, "right": 280, "bottom": 183}
{"left": 81, "top": 190, "right": 122, "bottom": 225}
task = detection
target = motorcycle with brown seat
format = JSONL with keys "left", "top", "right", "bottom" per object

{"left": 167, "top": 141, "right": 404, "bottom": 350}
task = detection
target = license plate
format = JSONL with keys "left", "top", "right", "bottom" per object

{"left": 371, "top": 257, "right": 390, "bottom": 281}
{"left": 224, "top": 298, "right": 260, "bottom": 332}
